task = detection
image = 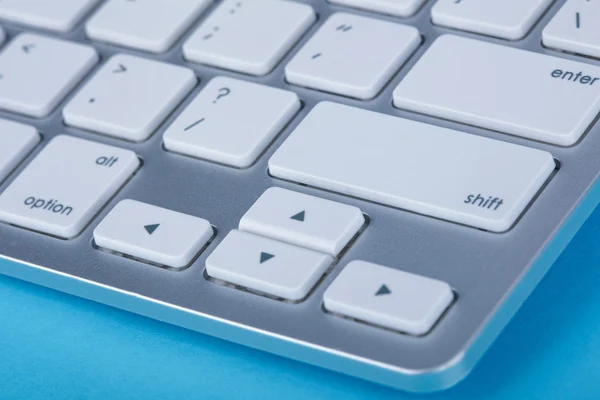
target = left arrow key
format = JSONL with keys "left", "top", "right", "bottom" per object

{"left": 94, "top": 200, "right": 213, "bottom": 269}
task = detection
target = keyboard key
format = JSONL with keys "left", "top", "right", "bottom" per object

{"left": 431, "top": 0, "right": 552, "bottom": 40}
{"left": 0, "top": 0, "right": 98, "bottom": 32}
{"left": 94, "top": 200, "right": 213, "bottom": 269}
{"left": 329, "top": 0, "right": 427, "bottom": 17}
{"left": 0, "top": 119, "right": 39, "bottom": 183}
{"left": 393, "top": 35, "right": 600, "bottom": 146}
{"left": 543, "top": 0, "right": 600, "bottom": 59}
{"left": 63, "top": 54, "right": 196, "bottom": 142}
{"left": 239, "top": 187, "right": 364, "bottom": 256}
{"left": 0, "top": 33, "right": 98, "bottom": 117}
{"left": 86, "top": 0, "right": 211, "bottom": 53}
{"left": 286, "top": 13, "right": 420, "bottom": 99}
{"left": 163, "top": 77, "right": 300, "bottom": 167}
{"left": 0, "top": 135, "right": 139, "bottom": 238}
{"left": 206, "top": 230, "right": 332, "bottom": 301}
{"left": 269, "top": 102, "right": 555, "bottom": 233}
{"left": 183, "top": 0, "right": 315, "bottom": 75}
{"left": 323, "top": 261, "right": 453, "bottom": 336}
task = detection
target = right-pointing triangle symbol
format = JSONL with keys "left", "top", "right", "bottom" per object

{"left": 375, "top": 284, "right": 391, "bottom": 296}
{"left": 260, "top": 252, "right": 275, "bottom": 264}
{"left": 290, "top": 210, "right": 305, "bottom": 222}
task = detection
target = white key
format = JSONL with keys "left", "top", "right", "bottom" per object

{"left": 0, "top": 119, "right": 39, "bottom": 183}
{"left": 94, "top": 200, "right": 213, "bottom": 269}
{"left": 0, "top": 0, "right": 98, "bottom": 32}
{"left": 86, "top": 0, "right": 212, "bottom": 53}
{"left": 324, "top": 261, "right": 453, "bottom": 336}
{"left": 163, "top": 77, "right": 300, "bottom": 167}
{"left": 329, "top": 0, "right": 427, "bottom": 17}
{"left": 239, "top": 188, "right": 364, "bottom": 256}
{"left": 285, "top": 13, "right": 420, "bottom": 99}
{"left": 0, "top": 34, "right": 98, "bottom": 117}
{"left": 183, "top": 0, "right": 315, "bottom": 76}
{"left": 269, "top": 102, "right": 555, "bottom": 233}
{"left": 393, "top": 35, "right": 600, "bottom": 146}
{"left": 543, "top": 0, "right": 600, "bottom": 59}
{"left": 431, "top": 0, "right": 552, "bottom": 40}
{"left": 63, "top": 54, "right": 196, "bottom": 142}
{"left": 0, "top": 135, "right": 139, "bottom": 238}
{"left": 206, "top": 230, "right": 333, "bottom": 301}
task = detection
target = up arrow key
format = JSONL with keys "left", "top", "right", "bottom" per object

{"left": 375, "top": 284, "right": 391, "bottom": 296}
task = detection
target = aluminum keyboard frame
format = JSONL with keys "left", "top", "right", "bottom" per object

{"left": 0, "top": 0, "right": 597, "bottom": 392}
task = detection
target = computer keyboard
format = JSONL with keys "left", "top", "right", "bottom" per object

{"left": 0, "top": 0, "right": 598, "bottom": 393}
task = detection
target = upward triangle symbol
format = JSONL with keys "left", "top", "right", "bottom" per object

{"left": 375, "top": 284, "right": 391, "bottom": 296}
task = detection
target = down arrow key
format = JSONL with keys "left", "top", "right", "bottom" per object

{"left": 144, "top": 223, "right": 160, "bottom": 235}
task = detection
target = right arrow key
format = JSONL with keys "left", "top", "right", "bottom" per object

{"left": 324, "top": 261, "right": 454, "bottom": 336}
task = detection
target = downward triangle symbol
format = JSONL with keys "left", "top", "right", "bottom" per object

{"left": 290, "top": 210, "right": 305, "bottom": 222}
{"left": 144, "top": 224, "right": 160, "bottom": 235}
{"left": 260, "top": 252, "right": 275, "bottom": 264}
{"left": 375, "top": 284, "right": 391, "bottom": 296}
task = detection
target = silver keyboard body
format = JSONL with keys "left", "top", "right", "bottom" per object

{"left": 0, "top": 0, "right": 598, "bottom": 392}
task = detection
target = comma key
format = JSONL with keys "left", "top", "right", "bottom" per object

{"left": 0, "top": 135, "right": 139, "bottom": 238}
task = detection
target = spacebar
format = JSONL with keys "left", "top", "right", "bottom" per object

{"left": 268, "top": 102, "right": 555, "bottom": 232}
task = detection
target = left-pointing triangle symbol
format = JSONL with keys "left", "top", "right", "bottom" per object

{"left": 375, "top": 284, "right": 391, "bottom": 296}
{"left": 260, "top": 252, "right": 275, "bottom": 264}
{"left": 290, "top": 210, "right": 305, "bottom": 222}
{"left": 144, "top": 224, "right": 160, "bottom": 235}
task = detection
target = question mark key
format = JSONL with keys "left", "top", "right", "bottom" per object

{"left": 213, "top": 87, "right": 232, "bottom": 104}
{"left": 163, "top": 76, "right": 300, "bottom": 168}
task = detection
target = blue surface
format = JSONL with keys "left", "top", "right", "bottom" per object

{"left": 3, "top": 211, "right": 600, "bottom": 400}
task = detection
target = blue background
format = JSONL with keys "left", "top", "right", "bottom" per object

{"left": 3, "top": 210, "right": 600, "bottom": 399}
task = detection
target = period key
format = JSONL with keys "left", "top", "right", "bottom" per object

{"left": 0, "top": 135, "right": 139, "bottom": 238}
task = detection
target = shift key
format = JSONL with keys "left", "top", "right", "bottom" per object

{"left": 0, "top": 135, "right": 139, "bottom": 238}
{"left": 393, "top": 35, "right": 600, "bottom": 146}
{"left": 269, "top": 102, "right": 555, "bottom": 232}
